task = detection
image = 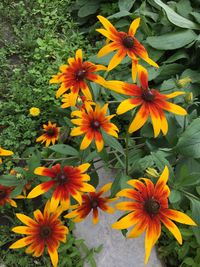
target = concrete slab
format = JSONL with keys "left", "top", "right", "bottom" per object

{"left": 74, "top": 165, "right": 164, "bottom": 267}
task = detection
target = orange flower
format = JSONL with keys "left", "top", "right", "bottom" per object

{"left": 0, "top": 184, "right": 17, "bottom": 207}
{"left": 36, "top": 121, "right": 60, "bottom": 147}
{"left": 10, "top": 201, "right": 68, "bottom": 267}
{"left": 27, "top": 163, "right": 95, "bottom": 211}
{"left": 70, "top": 102, "right": 119, "bottom": 152}
{"left": 96, "top": 15, "right": 158, "bottom": 80}
{"left": 61, "top": 93, "right": 94, "bottom": 110}
{"left": 65, "top": 183, "right": 116, "bottom": 224}
{"left": 112, "top": 166, "right": 196, "bottom": 264}
{"left": 105, "top": 65, "right": 187, "bottom": 137}
{"left": 0, "top": 147, "right": 13, "bottom": 164}
{"left": 50, "top": 49, "right": 106, "bottom": 101}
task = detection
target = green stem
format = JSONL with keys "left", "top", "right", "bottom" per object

{"left": 125, "top": 131, "right": 129, "bottom": 175}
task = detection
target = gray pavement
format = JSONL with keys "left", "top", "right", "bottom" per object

{"left": 74, "top": 165, "right": 164, "bottom": 267}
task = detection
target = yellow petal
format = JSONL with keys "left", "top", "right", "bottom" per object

{"left": 166, "top": 209, "right": 196, "bottom": 225}
{"left": 127, "top": 221, "right": 146, "bottom": 238}
{"left": 112, "top": 211, "right": 136, "bottom": 229}
{"left": 161, "top": 217, "right": 182, "bottom": 244}
{"left": 76, "top": 49, "right": 82, "bottom": 62}
{"left": 107, "top": 51, "right": 126, "bottom": 71}
{"left": 156, "top": 166, "right": 169, "bottom": 189}
{"left": 10, "top": 237, "right": 32, "bottom": 249}
{"left": 80, "top": 134, "right": 93, "bottom": 150}
{"left": 48, "top": 248, "right": 58, "bottom": 267}
{"left": 70, "top": 127, "right": 84, "bottom": 136}
{"left": 27, "top": 183, "right": 48, "bottom": 198}
{"left": 97, "top": 15, "right": 116, "bottom": 33}
{"left": 16, "top": 213, "right": 36, "bottom": 226}
{"left": 128, "top": 105, "right": 149, "bottom": 133}
{"left": 50, "top": 195, "right": 60, "bottom": 212}
{"left": 78, "top": 163, "right": 90, "bottom": 173}
{"left": 98, "top": 182, "right": 112, "bottom": 194}
{"left": 80, "top": 183, "right": 95, "bottom": 192}
{"left": 117, "top": 99, "right": 141, "bottom": 115}
{"left": 56, "top": 84, "right": 69, "bottom": 98}
{"left": 149, "top": 106, "right": 161, "bottom": 138}
{"left": 163, "top": 102, "right": 187, "bottom": 115}
{"left": 0, "top": 147, "right": 13, "bottom": 156}
{"left": 165, "top": 91, "right": 185, "bottom": 99}
{"left": 72, "top": 191, "right": 82, "bottom": 205}
{"left": 128, "top": 18, "right": 140, "bottom": 36}
{"left": 97, "top": 42, "right": 118, "bottom": 57}
{"left": 12, "top": 226, "right": 31, "bottom": 235}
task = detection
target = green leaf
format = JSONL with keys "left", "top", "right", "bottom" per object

{"left": 154, "top": 0, "right": 200, "bottom": 30}
{"left": 169, "top": 189, "right": 182, "bottom": 203}
{"left": 102, "top": 132, "right": 125, "bottom": 155}
{"left": 163, "top": 50, "right": 189, "bottom": 63}
{"left": 0, "top": 175, "right": 19, "bottom": 186}
{"left": 78, "top": 1, "right": 99, "bottom": 18}
{"left": 110, "top": 172, "right": 131, "bottom": 197}
{"left": 10, "top": 182, "right": 26, "bottom": 198}
{"left": 49, "top": 144, "right": 79, "bottom": 156}
{"left": 190, "top": 12, "right": 200, "bottom": 24}
{"left": 108, "top": 11, "right": 131, "bottom": 19}
{"left": 147, "top": 30, "right": 197, "bottom": 50}
{"left": 176, "top": 118, "right": 200, "bottom": 159}
{"left": 118, "top": 0, "right": 135, "bottom": 12}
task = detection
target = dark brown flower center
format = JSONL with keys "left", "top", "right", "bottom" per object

{"left": 39, "top": 225, "right": 52, "bottom": 239}
{"left": 91, "top": 120, "right": 101, "bottom": 130}
{"left": 0, "top": 189, "right": 7, "bottom": 200}
{"left": 144, "top": 198, "right": 160, "bottom": 215}
{"left": 46, "top": 128, "right": 56, "bottom": 137}
{"left": 141, "top": 90, "right": 155, "bottom": 102}
{"left": 91, "top": 199, "right": 99, "bottom": 208}
{"left": 122, "top": 36, "right": 134, "bottom": 49}
{"left": 57, "top": 172, "right": 67, "bottom": 184}
{"left": 75, "top": 69, "right": 87, "bottom": 81}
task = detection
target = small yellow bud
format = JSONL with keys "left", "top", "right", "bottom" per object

{"left": 177, "top": 77, "right": 192, "bottom": 88}
{"left": 184, "top": 92, "right": 193, "bottom": 103}
{"left": 29, "top": 107, "right": 40, "bottom": 116}
{"left": 146, "top": 167, "right": 159, "bottom": 178}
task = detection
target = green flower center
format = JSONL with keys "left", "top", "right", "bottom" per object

{"left": 46, "top": 128, "right": 56, "bottom": 137}
{"left": 141, "top": 90, "right": 155, "bottom": 102}
{"left": 122, "top": 36, "right": 134, "bottom": 49}
{"left": 75, "top": 69, "right": 87, "bottom": 80}
{"left": 39, "top": 225, "right": 52, "bottom": 239}
{"left": 0, "top": 189, "right": 6, "bottom": 200}
{"left": 91, "top": 120, "right": 101, "bottom": 130}
{"left": 144, "top": 198, "right": 160, "bottom": 215}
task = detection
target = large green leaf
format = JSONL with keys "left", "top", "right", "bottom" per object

{"left": 118, "top": 0, "right": 135, "bottom": 12}
{"left": 154, "top": 0, "right": 200, "bottom": 30}
{"left": 176, "top": 118, "right": 200, "bottom": 158}
{"left": 49, "top": 144, "right": 79, "bottom": 156}
{"left": 78, "top": 1, "right": 99, "bottom": 18}
{"left": 147, "top": 29, "right": 197, "bottom": 50}
{"left": 102, "top": 132, "right": 125, "bottom": 155}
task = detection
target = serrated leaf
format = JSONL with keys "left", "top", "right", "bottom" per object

{"left": 154, "top": 0, "right": 200, "bottom": 30}
{"left": 49, "top": 144, "right": 79, "bottom": 156}
{"left": 176, "top": 118, "right": 200, "bottom": 158}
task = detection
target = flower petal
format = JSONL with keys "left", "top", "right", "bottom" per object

{"left": 107, "top": 50, "right": 126, "bottom": 71}
{"left": 117, "top": 98, "right": 142, "bottom": 115}
{"left": 161, "top": 216, "right": 182, "bottom": 244}
{"left": 137, "top": 64, "right": 148, "bottom": 90}
{"left": 48, "top": 248, "right": 58, "bottom": 267}
{"left": 10, "top": 237, "right": 33, "bottom": 249}
{"left": 112, "top": 211, "right": 137, "bottom": 229}
{"left": 164, "top": 209, "right": 196, "bottom": 225}
{"left": 163, "top": 102, "right": 187, "bottom": 115}
{"left": 128, "top": 104, "right": 149, "bottom": 133}
{"left": 128, "top": 18, "right": 140, "bottom": 36}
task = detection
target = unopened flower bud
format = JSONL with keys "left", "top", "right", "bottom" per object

{"left": 146, "top": 167, "right": 159, "bottom": 178}
{"left": 184, "top": 92, "right": 193, "bottom": 104}
{"left": 177, "top": 77, "right": 192, "bottom": 88}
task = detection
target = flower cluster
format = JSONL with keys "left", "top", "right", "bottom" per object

{"left": 1, "top": 15, "right": 197, "bottom": 267}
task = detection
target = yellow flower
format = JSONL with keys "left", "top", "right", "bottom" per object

{"left": 29, "top": 107, "right": 40, "bottom": 116}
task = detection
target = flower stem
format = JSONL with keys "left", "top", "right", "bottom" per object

{"left": 125, "top": 130, "right": 129, "bottom": 175}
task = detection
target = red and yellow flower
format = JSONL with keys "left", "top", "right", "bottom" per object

{"left": 27, "top": 163, "right": 95, "bottom": 211}
{"left": 105, "top": 65, "right": 187, "bottom": 137}
{"left": 61, "top": 93, "right": 94, "bottom": 110}
{"left": 96, "top": 15, "right": 158, "bottom": 80}
{"left": 0, "top": 147, "right": 13, "bottom": 164}
{"left": 10, "top": 201, "right": 68, "bottom": 267}
{"left": 0, "top": 184, "right": 17, "bottom": 207}
{"left": 50, "top": 49, "right": 106, "bottom": 101}
{"left": 112, "top": 166, "right": 196, "bottom": 264}
{"left": 70, "top": 102, "right": 119, "bottom": 152}
{"left": 65, "top": 183, "right": 116, "bottom": 224}
{"left": 36, "top": 121, "right": 60, "bottom": 147}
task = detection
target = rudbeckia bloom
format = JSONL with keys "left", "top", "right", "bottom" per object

{"left": 10, "top": 201, "right": 68, "bottom": 267}
{"left": 50, "top": 49, "right": 106, "bottom": 101}
{"left": 0, "top": 147, "right": 13, "bottom": 164}
{"left": 36, "top": 121, "right": 60, "bottom": 147}
{"left": 70, "top": 102, "right": 119, "bottom": 152}
{"left": 112, "top": 166, "right": 196, "bottom": 264}
{"left": 96, "top": 15, "right": 158, "bottom": 79}
{"left": 0, "top": 185, "right": 17, "bottom": 207}
{"left": 65, "top": 183, "right": 116, "bottom": 224}
{"left": 105, "top": 65, "right": 187, "bottom": 137}
{"left": 27, "top": 163, "right": 95, "bottom": 211}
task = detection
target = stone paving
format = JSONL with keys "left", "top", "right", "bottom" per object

{"left": 74, "top": 165, "right": 164, "bottom": 267}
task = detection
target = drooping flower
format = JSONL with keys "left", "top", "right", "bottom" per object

{"left": 70, "top": 102, "right": 119, "bottom": 152}
{"left": 50, "top": 49, "right": 106, "bottom": 101}
{"left": 10, "top": 201, "right": 68, "bottom": 267}
{"left": 0, "top": 147, "right": 13, "bottom": 164}
{"left": 61, "top": 93, "right": 94, "bottom": 110}
{"left": 65, "top": 183, "right": 116, "bottom": 224}
{"left": 112, "top": 166, "right": 196, "bottom": 264}
{"left": 27, "top": 163, "right": 95, "bottom": 211}
{"left": 0, "top": 184, "right": 17, "bottom": 207}
{"left": 105, "top": 65, "right": 187, "bottom": 137}
{"left": 29, "top": 107, "right": 40, "bottom": 116}
{"left": 96, "top": 15, "right": 158, "bottom": 80}
{"left": 36, "top": 121, "right": 60, "bottom": 147}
